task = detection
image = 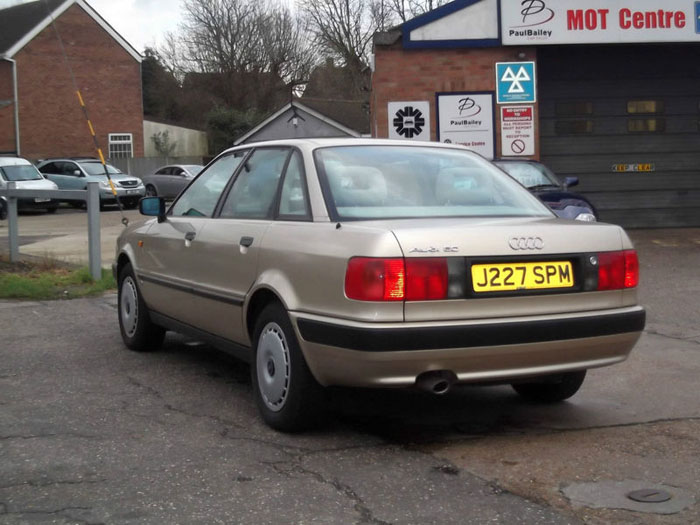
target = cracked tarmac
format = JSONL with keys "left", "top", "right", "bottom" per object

{"left": 1, "top": 228, "right": 698, "bottom": 524}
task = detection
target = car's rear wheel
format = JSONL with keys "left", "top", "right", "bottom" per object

{"left": 118, "top": 262, "right": 165, "bottom": 352}
{"left": 145, "top": 185, "right": 157, "bottom": 197}
{"left": 46, "top": 204, "right": 58, "bottom": 214}
{"left": 511, "top": 370, "right": 586, "bottom": 402}
{"left": 0, "top": 199, "right": 6, "bottom": 220}
{"left": 251, "top": 302, "right": 324, "bottom": 432}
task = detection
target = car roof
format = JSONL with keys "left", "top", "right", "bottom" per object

{"left": 220, "top": 137, "right": 477, "bottom": 155}
{"left": 0, "top": 156, "right": 32, "bottom": 167}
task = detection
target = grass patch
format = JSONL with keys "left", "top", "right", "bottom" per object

{"left": 0, "top": 255, "right": 115, "bottom": 300}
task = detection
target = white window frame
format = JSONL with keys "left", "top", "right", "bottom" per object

{"left": 108, "top": 133, "right": 134, "bottom": 159}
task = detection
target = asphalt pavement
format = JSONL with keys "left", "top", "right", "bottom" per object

{"left": 0, "top": 214, "right": 699, "bottom": 524}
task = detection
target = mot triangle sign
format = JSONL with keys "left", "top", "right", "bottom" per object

{"left": 496, "top": 62, "right": 536, "bottom": 104}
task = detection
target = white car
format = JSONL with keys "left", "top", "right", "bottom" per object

{"left": 0, "top": 157, "right": 59, "bottom": 219}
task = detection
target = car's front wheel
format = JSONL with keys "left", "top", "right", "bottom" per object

{"left": 251, "top": 303, "right": 325, "bottom": 432}
{"left": 511, "top": 370, "right": 586, "bottom": 402}
{"left": 145, "top": 185, "right": 157, "bottom": 197}
{"left": 118, "top": 262, "right": 165, "bottom": 352}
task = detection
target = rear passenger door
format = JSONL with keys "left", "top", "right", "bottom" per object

{"left": 191, "top": 147, "right": 292, "bottom": 344}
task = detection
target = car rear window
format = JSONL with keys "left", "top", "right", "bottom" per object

{"left": 314, "top": 146, "right": 552, "bottom": 220}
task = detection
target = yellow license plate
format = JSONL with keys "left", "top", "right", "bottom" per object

{"left": 471, "top": 261, "right": 574, "bottom": 293}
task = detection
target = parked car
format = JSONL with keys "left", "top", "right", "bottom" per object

{"left": 140, "top": 164, "right": 203, "bottom": 199}
{"left": 494, "top": 159, "right": 598, "bottom": 221}
{"left": 37, "top": 158, "right": 145, "bottom": 209}
{"left": 0, "top": 157, "right": 59, "bottom": 218}
{"left": 114, "top": 139, "right": 645, "bottom": 432}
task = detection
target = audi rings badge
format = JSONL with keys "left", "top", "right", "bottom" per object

{"left": 509, "top": 237, "right": 544, "bottom": 250}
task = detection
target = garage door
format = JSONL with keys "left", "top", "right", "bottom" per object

{"left": 538, "top": 44, "right": 700, "bottom": 228}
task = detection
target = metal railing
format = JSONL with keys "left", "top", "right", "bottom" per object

{"left": 0, "top": 181, "right": 102, "bottom": 280}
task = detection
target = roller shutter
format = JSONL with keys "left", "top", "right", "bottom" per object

{"left": 539, "top": 44, "right": 700, "bottom": 228}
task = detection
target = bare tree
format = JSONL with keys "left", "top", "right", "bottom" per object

{"left": 385, "top": 0, "right": 450, "bottom": 23}
{"left": 298, "top": 0, "right": 376, "bottom": 72}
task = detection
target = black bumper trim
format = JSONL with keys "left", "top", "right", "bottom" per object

{"left": 297, "top": 309, "right": 646, "bottom": 352}
{"left": 139, "top": 273, "right": 244, "bottom": 307}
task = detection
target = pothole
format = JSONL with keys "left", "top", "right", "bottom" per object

{"left": 562, "top": 480, "right": 694, "bottom": 515}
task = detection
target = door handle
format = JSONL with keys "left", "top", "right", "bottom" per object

{"left": 240, "top": 236, "right": 254, "bottom": 248}
{"left": 184, "top": 231, "right": 196, "bottom": 242}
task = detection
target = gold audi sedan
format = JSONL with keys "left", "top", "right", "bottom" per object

{"left": 114, "top": 139, "right": 645, "bottom": 432}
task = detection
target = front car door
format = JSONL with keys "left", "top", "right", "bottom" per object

{"left": 135, "top": 151, "right": 248, "bottom": 331}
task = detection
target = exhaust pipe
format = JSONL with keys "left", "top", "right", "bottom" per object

{"left": 415, "top": 370, "right": 458, "bottom": 395}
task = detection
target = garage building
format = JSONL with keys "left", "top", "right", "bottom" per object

{"left": 371, "top": 0, "right": 700, "bottom": 227}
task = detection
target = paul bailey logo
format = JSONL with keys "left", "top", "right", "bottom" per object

{"left": 458, "top": 97, "right": 482, "bottom": 117}
{"left": 508, "top": 0, "right": 554, "bottom": 38}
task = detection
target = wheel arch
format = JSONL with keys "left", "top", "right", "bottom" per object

{"left": 245, "top": 287, "right": 285, "bottom": 342}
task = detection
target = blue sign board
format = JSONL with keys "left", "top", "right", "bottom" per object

{"left": 496, "top": 62, "right": 536, "bottom": 104}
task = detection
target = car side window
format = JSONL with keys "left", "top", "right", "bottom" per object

{"left": 170, "top": 152, "right": 245, "bottom": 217}
{"left": 278, "top": 151, "right": 310, "bottom": 219}
{"left": 219, "top": 148, "right": 289, "bottom": 219}
{"left": 62, "top": 162, "right": 80, "bottom": 176}
{"left": 38, "top": 162, "right": 56, "bottom": 174}
{"left": 155, "top": 167, "right": 169, "bottom": 175}
{"left": 173, "top": 168, "right": 184, "bottom": 176}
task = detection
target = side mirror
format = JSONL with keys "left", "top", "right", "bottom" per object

{"left": 564, "top": 176, "right": 579, "bottom": 188}
{"left": 73, "top": 170, "right": 83, "bottom": 177}
{"left": 139, "top": 196, "right": 166, "bottom": 222}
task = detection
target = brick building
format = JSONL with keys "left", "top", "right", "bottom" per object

{"left": 0, "top": 0, "right": 143, "bottom": 160}
{"left": 372, "top": 0, "right": 700, "bottom": 228}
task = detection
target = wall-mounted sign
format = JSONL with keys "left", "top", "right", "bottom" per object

{"left": 496, "top": 62, "right": 536, "bottom": 104}
{"left": 612, "top": 163, "right": 655, "bottom": 172}
{"left": 436, "top": 92, "right": 495, "bottom": 159}
{"left": 500, "top": 106, "right": 535, "bottom": 156}
{"left": 501, "top": 0, "right": 700, "bottom": 45}
{"left": 388, "top": 101, "right": 430, "bottom": 140}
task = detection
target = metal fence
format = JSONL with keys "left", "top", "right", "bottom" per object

{"left": 0, "top": 182, "right": 102, "bottom": 280}
{"left": 111, "top": 156, "right": 205, "bottom": 178}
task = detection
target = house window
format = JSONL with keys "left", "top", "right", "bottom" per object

{"left": 109, "top": 133, "right": 133, "bottom": 158}
{"left": 627, "top": 100, "right": 664, "bottom": 114}
{"left": 628, "top": 119, "right": 665, "bottom": 133}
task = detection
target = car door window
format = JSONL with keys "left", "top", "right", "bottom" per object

{"left": 278, "top": 151, "right": 310, "bottom": 219}
{"left": 220, "top": 148, "right": 289, "bottom": 219}
{"left": 155, "top": 167, "right": 169, "bottom": 175}
{"left": 170, "top": 152, "right": 246, "bottom": 217}
{"left": 172, "top": 168, "right": 185, "bottom": 176}
{"left": 62, "top": 162, "right": 80, "bottom": 176}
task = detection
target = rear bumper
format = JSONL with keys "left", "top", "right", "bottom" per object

{"left": 292, "top": 306, "right": 645, "bottom": 387}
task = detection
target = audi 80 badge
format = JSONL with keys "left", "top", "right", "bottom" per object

{"left": 114, "top": 138, "right": 645, "bottom": 432}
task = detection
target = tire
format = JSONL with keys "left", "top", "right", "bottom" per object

{"left": 122, "top": 199, "right": 139, "bottom": 210}
{"left": 46, "top": 205, "right": 58, "bottom": 214}
{"left": 70, "top": 201, "right": 85, "bottom": 209}
{"left": 251, "top": 302, "right": 325, "bottom": 432}
{"left": 145, "top": 185, "right": 157, "bottom": 197}
{"left": 118, "top": 262, "right": 165, "bottom": 352}
{"left": 511, "top": 370, "right": 586, "bottom": 403}
{"left": 0, "top": 200, "right": 6, "bottom": 221}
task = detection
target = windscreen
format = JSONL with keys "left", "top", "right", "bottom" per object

{"left": 496, "top": 161, "right": 560, "bottom": 189}
{"left": 315, "top": 146, "right": 552, "bottom": 220}
{"left": 79, "top": 162, "right": 122, "bottom": 176}
{"left": 0, "top": 165, "right": 44, "bottom": 181}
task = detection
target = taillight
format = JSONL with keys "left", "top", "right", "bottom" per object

{"left": 597, "top": 250, "right": 638, "bottom": 290}
{"left": 345, "top": 258, "right": 405, "bottom": 301}
{"left": 345, "top": 257, "right": 449, "bottom": 301}
{"left": 406, "top": 258, "right": 448, "bottom": 300}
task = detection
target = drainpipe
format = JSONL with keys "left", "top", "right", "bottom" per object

{"left": 2, "top": 56, "right": 20, "bottom": 156}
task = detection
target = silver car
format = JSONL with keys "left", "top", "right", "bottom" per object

{"left": 0, "top": 157, "right": 59, "bottom": 218}
{"left": 114, "top": 139, "right": 645, "bottom": 432}
{"left": 140, "top": 164, "right": 203, "bottom": 200}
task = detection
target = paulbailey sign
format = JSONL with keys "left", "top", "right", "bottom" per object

{"left": 501, "top": 0, "right": 700, "bottom": 45}
{"left": 436, "top": 93, "right": 495, "bottom": 159}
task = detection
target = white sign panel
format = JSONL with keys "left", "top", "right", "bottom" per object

{"left": 500, "top": 106, "right": 535, "bottom": 156}
{"left": 388, "top": 101, "right": 430, "bottom": 141}
{"left": 437, "top": 93, "right": 495, "bottom": 159}
{"left": 501, "top": 0, "right": 700, "bottom": 45}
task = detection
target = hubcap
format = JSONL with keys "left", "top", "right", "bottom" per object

{"left": 120, "top": 276, "right": 139, "bottom": 338}
{"left": 256, "top": 322, "right": 290, "bottom": 412}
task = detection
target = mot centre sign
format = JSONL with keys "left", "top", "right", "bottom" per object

{"left": 500, "top": 0, "right": 700, "bottom": 45}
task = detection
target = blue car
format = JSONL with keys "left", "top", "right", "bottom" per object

{"left": 494, "top": 159, "right": 598, "bottom": 222}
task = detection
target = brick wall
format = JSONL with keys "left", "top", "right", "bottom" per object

{"left": 371, "top": 44, "right": 539, "bottom": 158}
{"left": 4, "top": 3, "right": 143, "bottom": 160}
{"left": 0, "top": 60, "right": 15, "bottom": 154}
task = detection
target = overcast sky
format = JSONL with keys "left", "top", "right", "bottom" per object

{"left": 0, "top": 0, "right": 298, "bottom": 53}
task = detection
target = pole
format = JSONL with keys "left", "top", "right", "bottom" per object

{"left": 86, "top": 181, "right": 101, "bottom": 280}
{"left": 7, "top": 182, "right": 18, "bottom": 262}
